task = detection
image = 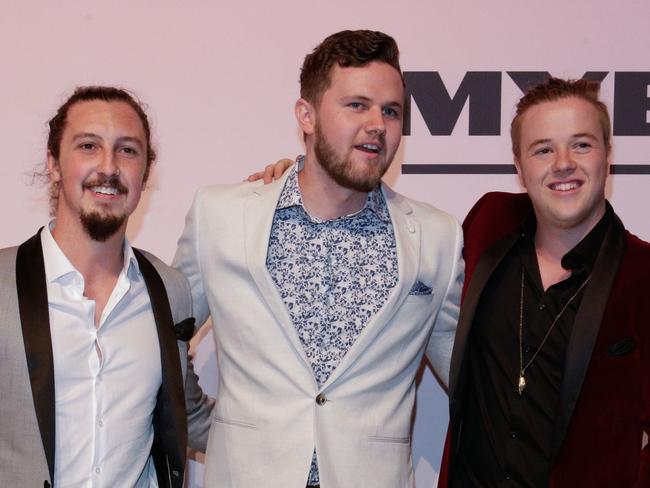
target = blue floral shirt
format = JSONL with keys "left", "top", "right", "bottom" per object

{"left": 266, "top": 162, "right": 398, "bottom": 484}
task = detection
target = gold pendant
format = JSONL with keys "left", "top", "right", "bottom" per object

{"left": 517, "top": 374, "right": 526, "bottom": 395}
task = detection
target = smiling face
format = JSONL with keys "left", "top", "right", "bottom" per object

{"left": 47, "top": 100, "right": 148, "bottom": 241}
{"left": 299, "top": 61, "right": 404, "bottom": 192}
{"left": 515, "top": 96, "right": 611, "bottom": 238}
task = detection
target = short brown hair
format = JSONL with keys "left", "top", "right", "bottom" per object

{"left": 300, "top": 30, "right": 403, "bottom": 105}
{"left": 511, "top": 77, "right": 611, "bottom": 158}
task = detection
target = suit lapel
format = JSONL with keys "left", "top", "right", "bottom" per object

{"left": 549, "top": 214, "right": 627, "bottom": 462}
{"left": 449, "top": 231, "right": 519, "bottom": 401}
{"left": 321, "top": 187, "right": 420, "bottom": 389}
{"left": 243, "top": 174, "right": 315, "bottom": 375}
{"left": 134, "top": 249, "right": 186, "bottom": 482}
{"left": 448, "top": 231, "right": 519, "bottom": 470}
{"left": 16, "top": 230, "right": 56, "bottom": 483}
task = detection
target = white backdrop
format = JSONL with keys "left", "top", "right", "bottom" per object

{"left": 2, "top": 1, "right": 649, "bottom": 486}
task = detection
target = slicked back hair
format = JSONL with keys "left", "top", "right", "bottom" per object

{"left": 48, "top": 85, "right": 156, "bottom": 172}
{"left": 511, "top": 77, "right": 611, "bottom": 159}
{"left": 45, "top": 86, "right": 156, "bottom": 213}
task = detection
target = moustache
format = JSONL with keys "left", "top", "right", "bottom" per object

{"left": 82, "top": 174, "right": 128, "bottom": 194}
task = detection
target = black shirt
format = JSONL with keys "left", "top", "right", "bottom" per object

{"left": 452, "top": 206, "right": 612, "bottom": 487}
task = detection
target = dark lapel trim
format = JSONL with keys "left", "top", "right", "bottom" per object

{"left": 448, "top": 230, "right": 520, "bottom": 461}
{"left": 449, "top": 231, "right": 519, "bottom": 401}
{"left": 549, "top": 213, "right": 627, "bottom": 462}
{"left": 16, "top": 230, "right": 55, "bottom": 482}
{"left": 133, "top": 249, "right": 187, "bottom": 484}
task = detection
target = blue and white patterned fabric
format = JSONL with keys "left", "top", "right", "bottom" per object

{"left": 266, "top": 161, "right": 398, "bottom": 484}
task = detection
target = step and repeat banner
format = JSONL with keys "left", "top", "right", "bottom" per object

{"left": 2, "top": 1, "right": 648, "bottom": 486}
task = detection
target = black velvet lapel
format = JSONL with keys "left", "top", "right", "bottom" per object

{"left": 549, "top": 213, "right": 627, "bottom": 463}
{"left": 450, "top": 232, "right": 519, "bottom": 399}
{"left": 449, "top": 230, "right": 519, "bottom": 455}
{"left": 16, "top": 230, "right": 55, "bottom": 482}
{"left": 133, "top": 249, "right": 187, "bottom": 486}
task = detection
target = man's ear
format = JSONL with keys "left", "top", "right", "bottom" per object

{"left": 295, "top": 98, "right": 316, "bottom": 136}
{"left": 513, "top": 156, "right": 526, "bottom": 189}
{"left": 605, "top": 143, "right": 613, "bottom": 175}
{"left": 46, "top": 151, "right": 61, "bottom": 182}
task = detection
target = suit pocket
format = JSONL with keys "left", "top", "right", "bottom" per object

{"left": 368, "top": 435, "right": 410, "bottom": 444}
{"left": 403, "top": 293, "right": 434, "bottom": 305}
{"left": 213, "top": 415, "right": 258, "bottom": 430}
{"left": 607, "top": 337, "right": 635, "bottom": 356}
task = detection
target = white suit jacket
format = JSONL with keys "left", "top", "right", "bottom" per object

{"left": 173, "top": 172, "right": 463, "bottom": 488}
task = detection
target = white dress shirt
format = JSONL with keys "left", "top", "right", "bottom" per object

{"left": 41, "top": 224, "right": 162, "bottom": 488}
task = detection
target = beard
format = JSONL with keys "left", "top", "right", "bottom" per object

{"left": 76, "top": 174, "right": 129, "bottom": 242}
{"left": 80, "top": 210, "right": 126, "bottom": 242}
{"left": 314, "top": 124, "right": 390, "bottom": 193}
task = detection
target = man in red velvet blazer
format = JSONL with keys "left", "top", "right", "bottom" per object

{"left": 440, "top": 78, "right": 650, "bottom": 487}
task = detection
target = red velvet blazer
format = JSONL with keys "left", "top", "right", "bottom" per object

{"left": 439, "top": 192, "right": 650, "bottom": 487}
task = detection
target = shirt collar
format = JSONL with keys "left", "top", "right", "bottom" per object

{"left": 562, "top": 201, "right": 613, "bottom": 271}
{"left": 41, "top": 221, "right": 141, "bottom": 285}
{"left": 275, "top": 156, "right": 390, "bottom": 223}
{"left": 519, "top": 201, "right": 613, "bottom": 273}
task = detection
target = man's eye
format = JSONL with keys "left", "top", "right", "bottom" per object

{"left": 575, "top": 142, "right": 592, "bottom": 151}
{"left": 382, "top": 107, "right": 400, "bottom": 118}
{"left": 348, "top": 102, "right": 365, "bottom": 110}
{"left": 534, "top": 147, "right": 552, "bottom": 156}
{"left": 120, "top": 146, "right": 139, "bottom": 156}
{"left": 79, "top": 143, "right": 96, "bottom": 151}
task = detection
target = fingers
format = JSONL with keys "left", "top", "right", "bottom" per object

{"left": 246, "top": 158, "right": 296, "bottom": 184}
{"left": 246, "top": 171, "right": 265, "bottom": 182}
{"left": 274, "top": 159, "right": 294, "bottom": 180}
{"left": 263, "top": 164, "right": 276, "bottom": 184}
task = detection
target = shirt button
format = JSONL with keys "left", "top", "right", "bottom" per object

{"left": 505, "top": 472, "right": 512, "bottom": 480}
{"left": 524, "top": 345, "right": 532, "bottom": 354}
{"left": 95, "top": 467, "right": 101, "bottom": 475}
{"left": 538, "top": 303, "right": 546, "bottom": 310}
{"left": 510, "top": 430, "right": 517, "bottom": 438}
{"left": 98, "top": 419, "right": 104, "bottom": 428}
{"left": 315, "top": 393, "right": 327, "bottom": 406}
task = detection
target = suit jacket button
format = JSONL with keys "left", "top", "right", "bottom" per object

{"left": 315, "top": 393, "right": 327, "bottom": 405}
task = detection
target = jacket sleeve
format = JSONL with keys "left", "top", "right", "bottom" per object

{"left": 173, "top": 188, "right": 211, "bottom": 327}
{"left": 184, "top": 349, "right": 215, "bottom": 452}
{"left": 167, "top": 238, "right": 216, "bottom": 452}
{"left": 639, "top": 318, "right": 650, "bottom": 486}
{"left": 425, "top": 218, "right": 464, "bottom": 389}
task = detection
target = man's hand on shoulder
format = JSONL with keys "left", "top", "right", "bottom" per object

{"left": 246, "top": 158, "right": 294, "bottom": 184}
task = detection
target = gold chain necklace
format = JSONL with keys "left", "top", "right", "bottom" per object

{"left": 517, "top": 268, "right": 591, "bottom": 395}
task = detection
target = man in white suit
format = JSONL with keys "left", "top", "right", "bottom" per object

{"left": 174, "top": 30, "right": 463, "bottom": 488}
{"left": 0, "top": 86, "right": 213, "bottom": 487}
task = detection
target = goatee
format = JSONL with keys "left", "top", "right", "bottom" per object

{"left": 77, "top": 173, "right": 128, "bottom": 241}
{"left": 80, "top": 211, "right": 126, "bottom": 242}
